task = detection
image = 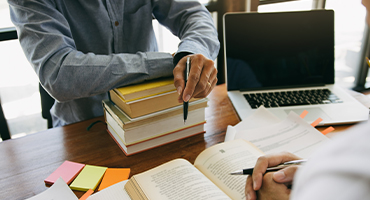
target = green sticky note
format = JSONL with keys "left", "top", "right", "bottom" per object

{"left": 70, "top": 165, "right": 107, "bottom": 191}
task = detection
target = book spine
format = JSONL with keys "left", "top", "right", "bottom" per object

{"left": 125, "top": 121, "right": 206, "bottom": 147}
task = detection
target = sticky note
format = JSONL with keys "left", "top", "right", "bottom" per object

{"left": 44, "top": 161, "right": 85, "bottom": 185}
{"left": 98, "top": 168, "right": 130, "bottom": 191}
{"left": 78, "top": 189, "right": 94, "bottom": 200}
{"left": 70, "top": 165, "right": 107, "bottom": 191}
{"left": 299, "top": 110, "right": 308, "bottom": 118}
{"left": 321, "top": 126, "right": 335, "bottom": 135}
{"left": 311, "top": 117, "right": 323, "bottom": 127}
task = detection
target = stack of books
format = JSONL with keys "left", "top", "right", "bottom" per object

{"left": 103, "top": 77, "right": 208, "bottom": 156}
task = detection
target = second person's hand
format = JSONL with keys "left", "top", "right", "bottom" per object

{"left": 173, "top": 54, "right": 217, "bottom": 103}
{"left": 245, "top": 152, "right": 302, "bottom": 200}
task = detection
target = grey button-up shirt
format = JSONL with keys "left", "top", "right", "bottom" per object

{"left": 8, "top": 0, "right": 220, "bottom": 127}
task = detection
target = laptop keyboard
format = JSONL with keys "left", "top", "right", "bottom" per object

{"left": 244, "top": 89, "right": 343, "bottom": 109}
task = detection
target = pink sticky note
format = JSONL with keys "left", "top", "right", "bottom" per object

{"left": 44, "top": 161, "right": 85, "bottom": 185}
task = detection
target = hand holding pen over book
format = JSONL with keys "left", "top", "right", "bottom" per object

{"left": 243, "top": 152, "right": 303, "bottom": 200}
{"left": 230, "top": 159, "right": 307, "bottom": 175}
{"left": 173, "top": 54, "right": 218, "bottom": 121}
{"left": 183, "top": 57, "right": 190, "bottom": 123}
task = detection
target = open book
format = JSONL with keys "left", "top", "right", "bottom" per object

{"left": 124, "top": 110, "right": 330, "bottom": 200}
{"left": 125, "top": 139, "right": 263, "bottom": 200}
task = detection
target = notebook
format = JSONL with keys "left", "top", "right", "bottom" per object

{"left": 223, "top": 10, "right": 369, "bottom": 126}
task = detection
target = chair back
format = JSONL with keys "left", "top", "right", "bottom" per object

{"left": 0, "top": 98, "right": 10, "bottom": 140}
{"left": 39, "top": 84, "right": 55, "bottom": 128}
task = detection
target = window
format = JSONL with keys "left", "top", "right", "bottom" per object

{"left": 326, "top": 0, "right": 366, "bottom": 89}
{"left": 259, "top": 0, "right": 313, "bottom": 12}
{"left": 259, "top": 0, "right": 367, "bottom": 90}
{"left": 0, "top": 3, "right": 47, "bottom": 139}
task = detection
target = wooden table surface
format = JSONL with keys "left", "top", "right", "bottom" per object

{"left": 0, "top": 84, "right": 353, "bottom": 199}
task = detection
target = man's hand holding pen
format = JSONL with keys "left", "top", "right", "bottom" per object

{"left": 173, "top": 54, "right": 218, "bottom": 104}
{"left": 245, "top": 152, "right": 302, "bottom": 200}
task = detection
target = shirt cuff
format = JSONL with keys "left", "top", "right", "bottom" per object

{"left": 145, "top": 52, "right": 174, "bottom": 79}
{"left": 173, "top": 52, "right": 192, "bottom": 67}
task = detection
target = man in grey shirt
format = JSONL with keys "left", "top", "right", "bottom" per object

{"left": 8, "top": 0, "right": 220, "bottom": 127}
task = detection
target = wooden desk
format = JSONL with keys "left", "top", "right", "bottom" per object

{"left": 0, "top": 84, "right": 353, "bottom": 199}
{"left": 0, "top": 84, "right": 240, "bottom": 200}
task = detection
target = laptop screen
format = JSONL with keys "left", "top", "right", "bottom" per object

{"left": 224, "top": 10, "right": 335, "bottom": 91}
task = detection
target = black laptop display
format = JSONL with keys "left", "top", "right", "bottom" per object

{"left": 224, "top": 10, "right": 335, "bottom": 91}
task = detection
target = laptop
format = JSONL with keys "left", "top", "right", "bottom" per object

{"left": 223, "top": 10, "right": 369, "bottom": 126}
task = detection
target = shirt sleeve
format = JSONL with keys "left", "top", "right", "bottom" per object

{"left": 290, "top": 121, "right": 370, "bottom": 200}
{"left": 8, "top": 0, "right": 174, "bottom": 102}
{"left": 152, "top": 0, "right": 220, "bottom": 61}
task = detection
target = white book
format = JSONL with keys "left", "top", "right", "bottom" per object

{"left": 106, "top": 121, "right": 205, "bottom": 156}
{"left": 104, "top": 105, "right": 206, "bottom": 145}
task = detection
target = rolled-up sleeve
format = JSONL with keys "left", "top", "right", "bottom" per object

{"left": 8, "top": 0, "right": 219, "bottom": 126}
{"left": 8, "top": 0, "right": 174, "bottom": 102}
{"left": 153, "top": 0, "right": 220, "bottom": 61}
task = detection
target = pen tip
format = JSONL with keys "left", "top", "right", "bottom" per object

{"left": 184, "top": 120, "right": 186, "bottom": 124}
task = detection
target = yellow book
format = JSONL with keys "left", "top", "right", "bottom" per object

{"left": 109, "top": 90, "right": 188, "bottom": 118}
{"left": 114, "top": 77, "right": 175, "bottom": 102}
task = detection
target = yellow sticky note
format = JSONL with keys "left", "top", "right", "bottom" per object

{"left": 70, "top": 165, "right": 107, "bottom": 191}
{"left": 98, "top": 168, "right": 130, "bottom": 191}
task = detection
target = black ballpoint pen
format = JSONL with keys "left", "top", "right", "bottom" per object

{"left": 183, "top": 57, "right": 190, "bottom": 124}
{"left": 229, "top": 159, "right": 307, "bottom": 175}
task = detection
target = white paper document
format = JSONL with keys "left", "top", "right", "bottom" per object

{"left": 87, "top": 180, "right": 130, "bottom": 200}
{"left": 26, "top": 178, "right": 131, "bottom": 200}
{"left": 225, "top": 106, "right": 281, "bottom": 142}
{"left": 236, "top": 112, "right": 329, "bottom": 158}
{"left": 26, "top": 177, "right": 78, "bottom": 200}
{"left": 234, "top": 106, "right": 282, "bottom": 132}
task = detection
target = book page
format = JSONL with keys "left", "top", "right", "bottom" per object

{"left": 87, "top": 180, "right": 131, "bottom": 200}
{"left": 126, "top": 158, "right": 231, "bottom": 200}
{"left": 235, "top": 111, "right": 330, "bottom": 158}
{"left": 194, "top": 139, "right": 264, "bottom": 200}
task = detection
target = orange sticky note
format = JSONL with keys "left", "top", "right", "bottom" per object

{"left": 299, "top": 110, "right": 308, "bottom": 118}
{"left": 79, "top": 189, "right": 94, "bottom": 200}
{"left": 311, "top": 118, "right": 323, "bottom": 127}
{"left": 44, "top": 161, "right": 85, "bottom": 185}
{"left": 98, "top": 168, "right": 130, "bottom": 191}
{"left": 321, "top": 126, "right": 335, "bottom": 135}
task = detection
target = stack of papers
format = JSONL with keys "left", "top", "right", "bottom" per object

{"left": 225, "top": 106, "right": 332, "bottom": 158}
